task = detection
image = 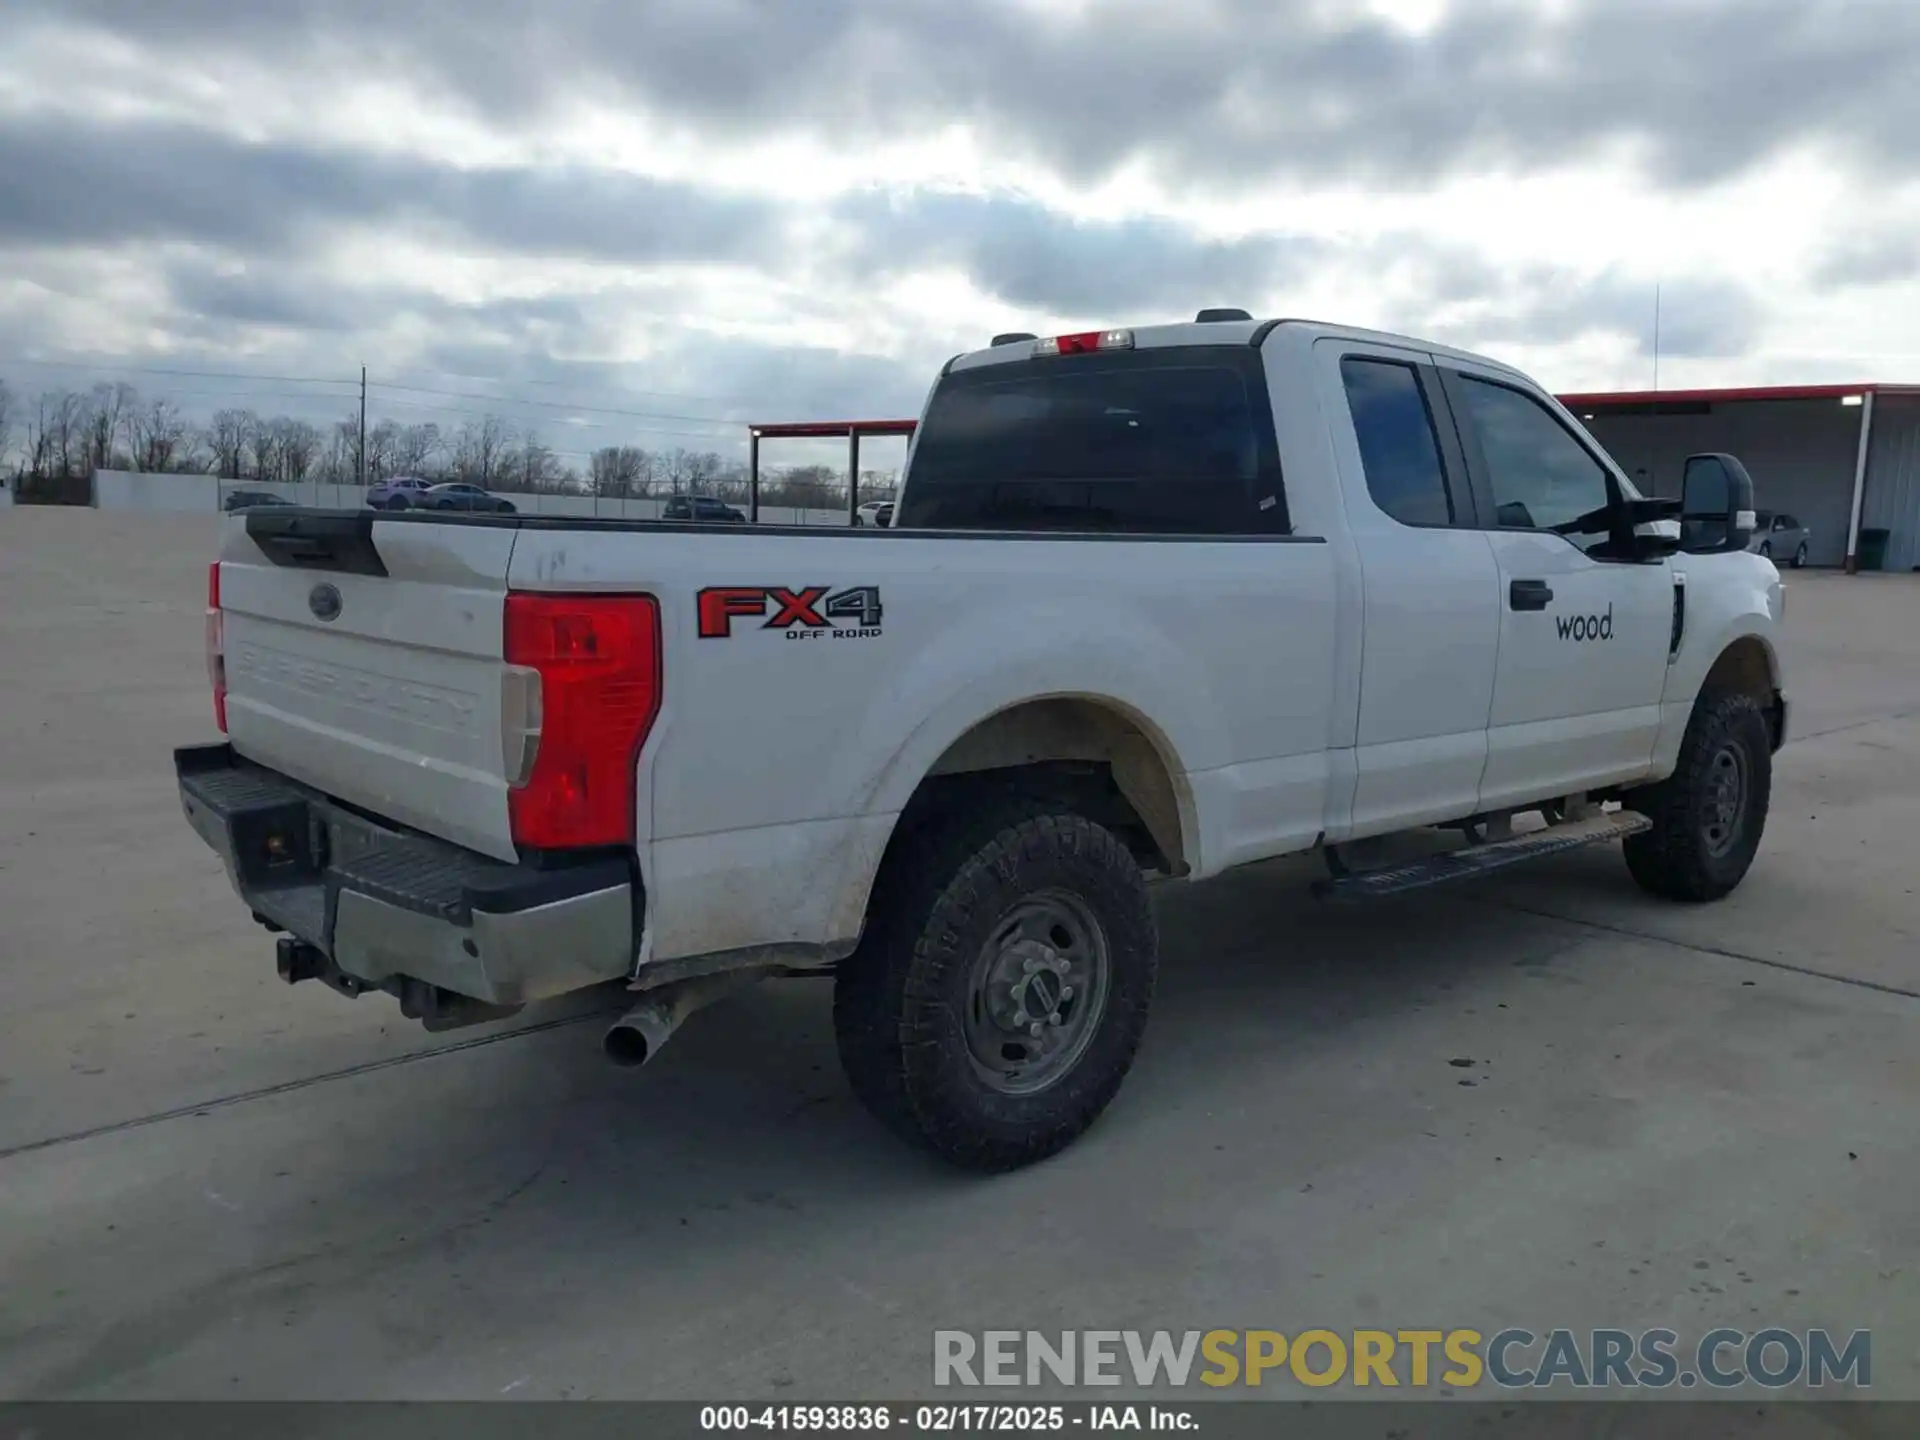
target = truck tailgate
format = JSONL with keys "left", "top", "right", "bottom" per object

{"left": 217, "top": 511, "right": 520, "bottom": 861}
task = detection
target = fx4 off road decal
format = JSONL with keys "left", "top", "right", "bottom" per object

{"left": 697, "top": 585, "right": 884, "bottom": 640}
{"left": 1556, "top": 603, "right": 1614, "bottom": 643}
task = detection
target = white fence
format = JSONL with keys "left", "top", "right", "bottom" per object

{"left": 80, "top": 472, "right": 862, "bottom": 526}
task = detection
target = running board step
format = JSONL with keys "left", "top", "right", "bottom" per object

{"left": 1313, "top": 811, "right": 1652, "bottom": 901}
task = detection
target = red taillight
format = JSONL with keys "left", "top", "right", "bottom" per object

{"left": 1034, "top": 329, "right": 1134, "bottom": 356}
{"left": 503, "top": 592, "right": 662, "bottom": 850}
{"left": 206, "top": 561, "right": 227, "bottom": 733}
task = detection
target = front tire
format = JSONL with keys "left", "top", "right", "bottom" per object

{"left": 1623, "top": 690, "right": 1772, "bottom": 902}
{"left": 833, "top": 797, "right": 1158, "bottom": 1172}
{"left": 1794, "top": 543, "right": 1808, "bottom": 569}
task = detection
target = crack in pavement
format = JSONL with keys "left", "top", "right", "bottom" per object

{"left": 0, "top": 1009, "right": 614, "bottom": 1165}
{"left": 1784, "top": 704, "right": 1920, "bottom": 744}
{"left": 1462, "top": 894, "right": 1920, "bottom": 1002}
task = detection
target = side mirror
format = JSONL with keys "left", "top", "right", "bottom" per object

{"left": 1680, "top": 452, "right": 1757, "bottom": 555}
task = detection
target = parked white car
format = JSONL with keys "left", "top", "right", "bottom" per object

{"left": 181, "top": 313, "right": 1787, "bottom": 1170}
{"left": 1748, "top": 510, "right": 1811, "bottom": 568}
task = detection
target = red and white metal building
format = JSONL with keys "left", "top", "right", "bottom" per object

{"left": 1560, "top": 383, "right": 1920, "bottom": 572}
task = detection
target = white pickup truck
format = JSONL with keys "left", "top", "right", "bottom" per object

{"left": 177, "top": 314, "right": 1787, "bottom": 1170}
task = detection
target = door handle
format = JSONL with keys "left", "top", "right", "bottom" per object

{"left": 1509, "top": 578, "right": 1553, "bottom": 611}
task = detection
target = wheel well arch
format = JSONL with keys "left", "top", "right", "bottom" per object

{"left": 1702, "top": 633, "right": 1785, "bottom": 750}
{"left": 1704, "top": 634, "right": 1778, "bottom": 700}
{"left": 892, "top": 696, "right": 1194, "bottom": 880}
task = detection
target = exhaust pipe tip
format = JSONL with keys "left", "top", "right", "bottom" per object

{"left": 603, "top": 1019, "right": 656, "bottom": 1068}
{"left": 603, "top": 968, "right": 774, "bottom": 1070}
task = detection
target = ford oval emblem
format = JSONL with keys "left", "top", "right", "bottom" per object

{"left": 309, "top": 583, "right": 343, "bottom": 622}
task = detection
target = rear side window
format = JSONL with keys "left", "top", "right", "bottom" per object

{"left": 899, "top": 347, "right": 1288, "bottom": 534}
{"left": 1340, "top": 357, "right": 1453, "bottom": 526}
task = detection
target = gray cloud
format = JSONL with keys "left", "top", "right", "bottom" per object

{"left": 0, "top": 109, "right": 1333, "bottom": 322}
{"left": 0, "top": 114, "right": 781, "bottom": 266}
{"left": 19, "top": 0, "right": 1920, "bottom": 192}
{"left": 1477, "top": 271, "right": 1762, "bottom": 359}
{"left": 834, "top": 190, "right": 1323, "bottom": 319}
{"left": 1343, "top": 239, "right": 1765, "bottom": 360}
{"left": 0, "top": 0, "right": 1865, "bottom": 455}
{"left": 1813, "top": 230, "right": 1920, "bottom": 291}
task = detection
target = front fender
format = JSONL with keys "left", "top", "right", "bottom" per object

{"left": 1653, "top": 552, "right": 1787, "bottom": 773}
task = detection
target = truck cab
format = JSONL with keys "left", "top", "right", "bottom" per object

{"left": 895, "top": 317, "right": 1784, "bottom": 844}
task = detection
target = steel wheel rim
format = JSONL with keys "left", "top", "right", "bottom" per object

{"left": 1701, "top": 741, "right": 1749, "bottom": 858}
{"left": 963, "top": 889, "right": 1112, "bottom": 1096}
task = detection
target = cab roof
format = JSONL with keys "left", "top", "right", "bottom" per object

{"left": 944, "top": 317, "right": 1531, "bottom": 386}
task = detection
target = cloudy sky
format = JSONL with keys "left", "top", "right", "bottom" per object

{"left": 3, "top": 0, "right": 1919, "bottom": 469}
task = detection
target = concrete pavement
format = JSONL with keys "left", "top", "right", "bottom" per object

{"left": 2, "top": 510, "right": 1915, "bottom": 1402}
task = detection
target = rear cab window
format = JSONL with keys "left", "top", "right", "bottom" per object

{"left": 1339, "top": 357, "right": 1456, "bottom": 526}
{"left": 897, "top": 345, "right": 1290, "bottom": 534}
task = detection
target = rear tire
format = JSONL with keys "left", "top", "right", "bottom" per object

{"left": 833, "top": 796, "right": 1157, "bottom": 1172}
{"left": 1623, "top": 689, "right": 1772, "bottom": 902}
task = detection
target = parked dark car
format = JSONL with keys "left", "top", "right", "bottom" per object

{"left": 223, "top": 489, "right": 293, "bottom": 512}
{"left": 365, "top": 476, "right": 434, "bottom": 510}
{"left": 662, "top": 495, "right": 746, "bottom": 523}
{"left": 421, "top": 482, "right": 516, "bottom": 513}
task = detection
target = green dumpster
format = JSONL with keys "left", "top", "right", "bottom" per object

{"left": 1858, "top": 528, "right": 1891, "bottom": 572}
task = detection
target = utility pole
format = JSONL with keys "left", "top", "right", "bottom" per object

{"left": 356, "top": 366, "right": 367, "bottom": 486}
{"left": 1652, "top": 285, "right": 1662, "bottom": 392}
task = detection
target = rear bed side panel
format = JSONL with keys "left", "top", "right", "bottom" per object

{"left": 507, "top": 527, "right": 1340, "bottom": 966}
{"left": 217, "top": 516, "right": 521, "bottom": 861}
{"left": 828, "top": 542, "right": 1341, "bottom": 874}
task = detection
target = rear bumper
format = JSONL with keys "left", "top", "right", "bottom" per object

{"left": 175, "top": 743, "right": 638, "bottom": 1010}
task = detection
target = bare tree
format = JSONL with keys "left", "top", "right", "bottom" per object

{"left": 658, "top": 446, "right": 695, "bottom": 495}
{"left": 128, "top": 398, "right": 190, "bottom": 473}
{"left": 48, "top": 391, "right": 85, "bottom": 481}
{"left": 392, "top": 422, "right": 444, "bottom": 478}
{"left": 684, "top": 449, "right": 724, "bottom": 494}
{"left": 589, "top": 445, "right": 653, "bottom": 497}
{"left": 205, "top": 409, "right": 253, "bottom": 479}
{"left": 453, "top": 414, "right": 514, "bottom": 487}
{"left": 768, "top": 463, "right": 838, "bottom": 509}
{"left": 318, "top": 414, "right": 359, "bottom": 484}
{"left": 25, "top": 395, "right": 51, "bottom": 481}
{"left": 0, "top": 380, "right": 14, "bottom": 478}
{"left": 364, "top": 418, "right": 401, "bottom": 481}
{"left": 509, "top": 430, "right": 568, "bottom": 493}
{"left": 249, "top": 414, "right": 282, "bottom": 482}
{"left": 85, "top": 382, "right": 136, "bottom": 472}
{"left": 278, "top": 419, "right": 321, "bottom": 482}
{"left": 710, "top": 460, "right": 751, "bottom": 503}
{"left": 15, "top": 390, "right": 89, "bottom": 500}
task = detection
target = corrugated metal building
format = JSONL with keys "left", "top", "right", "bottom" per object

{"left": 1559, "top": 383, "right": 1920, "bottom": 572}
